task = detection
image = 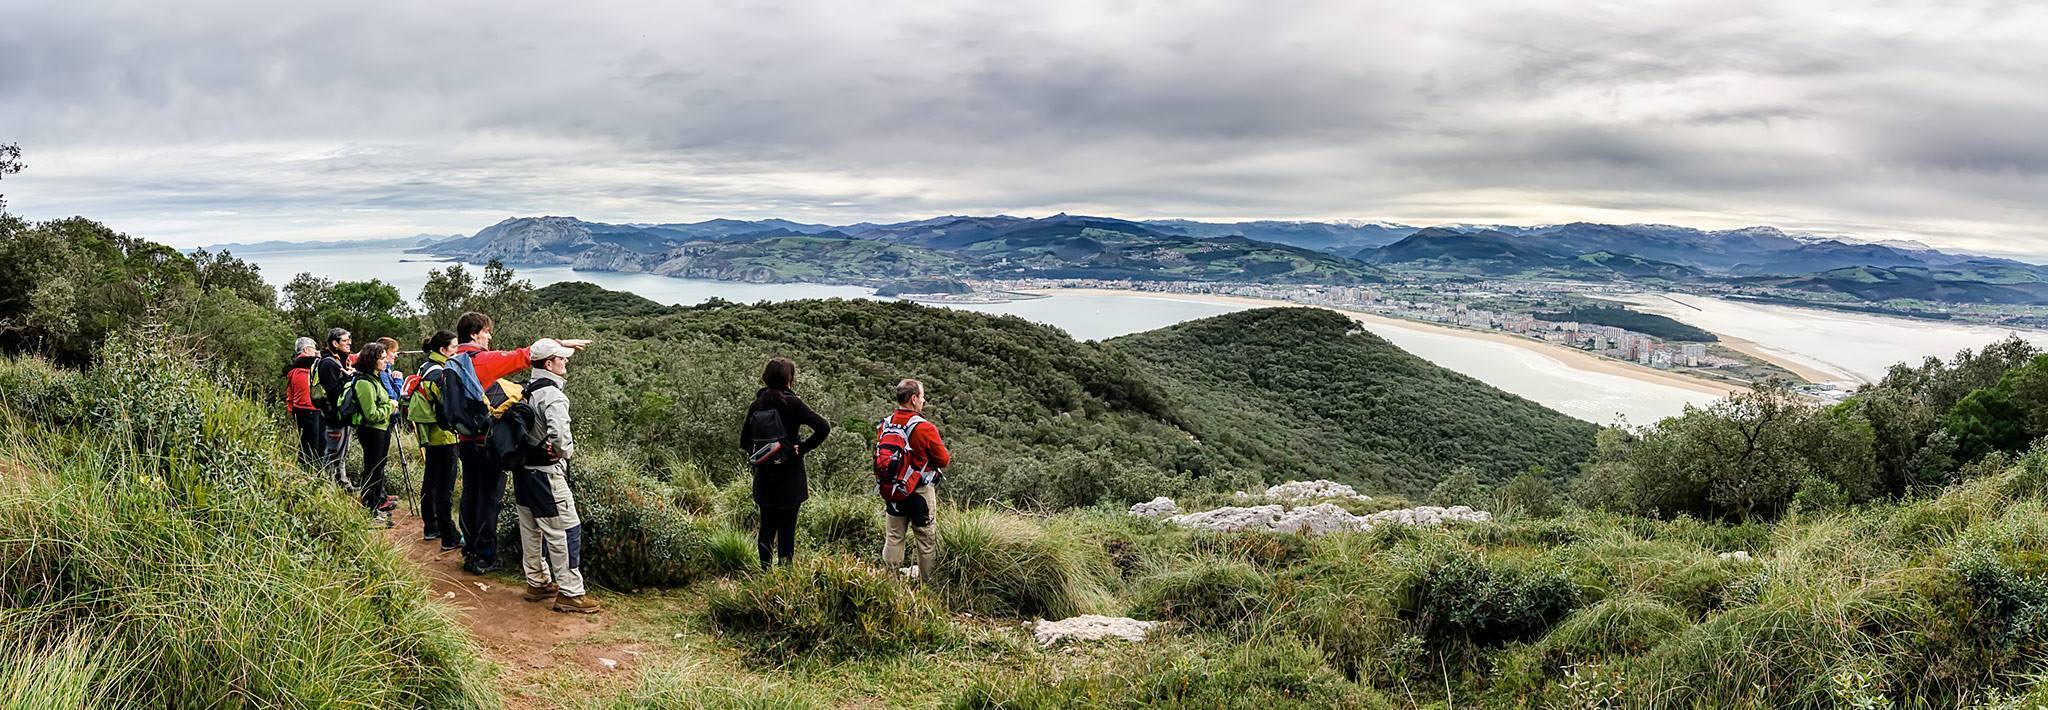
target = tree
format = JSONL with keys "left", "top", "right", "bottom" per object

{"left": 191, "top": 248, "right": 276, "bottom": 309}
{"left": 419, "top": 264, "right": 475, "bottom": 330}
{"left": 282, "top": 273, "right": 334, "bottom": 337}
{"left": 0, "top": 142, "right": 21, "bottom": 210}
{"left": 1622, "top": 381, "right": 1878, "bottom": 520}
{"left": 314, "top": 280, "right": 415, "bottom": 344}
{"left": 1494, "top": 468, "right": 1559, "bottom": 518}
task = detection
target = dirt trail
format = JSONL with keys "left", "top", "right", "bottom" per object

{"left": 383, "top": 508, "right": 652, "bottom": 707}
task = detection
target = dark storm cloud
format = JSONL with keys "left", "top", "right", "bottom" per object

{"left": 0, "top": 0, "right": 2043, "bottom": 253}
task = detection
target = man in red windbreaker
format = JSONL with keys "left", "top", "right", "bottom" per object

{"left": 880, "top": 378, "right": 949, "bottom": 579}
{"left": 283, "top": 336, "right": 323, "bottom": 469}
{"left": 451, "top": 311, "right": 592, "bottom": 575}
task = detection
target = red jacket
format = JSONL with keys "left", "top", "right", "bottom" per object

{"left": 451, "top": 342, "right": 532, "bottom": 441}
{"left": 885, "top": 408, "right": 950, "bottom": 473}
{"left": 285, "top": 366, "right": 315, "bottom": 412}
{"left": 454, "top": 343, "right": 532, "bottom": 387}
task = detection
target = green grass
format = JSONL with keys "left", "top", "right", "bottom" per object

{"left": 0, "top": 346, "right": 498, "bottom": 708}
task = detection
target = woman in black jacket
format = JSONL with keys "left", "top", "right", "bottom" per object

{"left": 739, "top": 357, "right": 830, "bottom": 568}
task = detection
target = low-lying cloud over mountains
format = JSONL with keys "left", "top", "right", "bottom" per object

{"left": 3, "top": 1, "right": 2045, "bottom": 256}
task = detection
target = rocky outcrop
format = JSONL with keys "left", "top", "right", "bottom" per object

{"left": 1236, "top": 479, "right": 1371, "bottom": 502}
{"left": 1030, "top": 615, "right": 1158, "bottom": 646}
{"left": 571, "top": 243, "right": 652, "bottom": 273}
{"left": 435, "top": 216, "right": 595, "bottom": 265}
{"left": 1144, "top": 497, "right": 1490, "bottom": 535}
{"left": 1130, "top": 497, "right": 1180, "bottom": 518}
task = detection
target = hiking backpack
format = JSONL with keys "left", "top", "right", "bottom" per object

{"left": 746, "top": 403, "right": 791, "bottom": 468}
{"left": 309, "top": 357, "right": 344, "bottom": 424}
{"left": 431, "top": 353, "right": 493, "bottom": 436}
{"left": 873, "top": 414, "right": 928, "bottom": 503}
{"left": 335, "top": 374, "right": 364, "bottom": 427}
{"left": 490, "top": 379, "right": 556, "bottom": 471}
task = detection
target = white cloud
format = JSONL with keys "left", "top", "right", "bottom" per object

{"left": 0, "top": 0, "right": 2042, "bottom": 254}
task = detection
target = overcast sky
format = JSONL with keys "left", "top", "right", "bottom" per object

{"left": 2, "top": 0, "right": 2045, "bottom": 255}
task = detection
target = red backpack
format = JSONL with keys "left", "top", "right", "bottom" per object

{"left": 874, "top": 414, "right": 929, "bottom": 503}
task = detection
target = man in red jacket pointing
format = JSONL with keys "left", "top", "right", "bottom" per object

{"left": 452, "top": 311, "right": 592, "bottom": 575}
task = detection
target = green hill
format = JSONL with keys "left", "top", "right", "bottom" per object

{"left": 1106, "top": 308, "right": 1597, "bottom": 493}
{"left": 526, "top": 285, "right": 1595, "bottom": 506}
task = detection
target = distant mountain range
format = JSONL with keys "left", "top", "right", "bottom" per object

{"left": 417, "top": 214, "right": 1381, "bottom": 285}
{"left": 198, "top": 234, "right": 457, "bottom": 254}
{"left": 393, "top": 213, "right": 2046, "bottom": 305}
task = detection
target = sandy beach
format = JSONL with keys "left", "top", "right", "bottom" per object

{"left": 1024, "top": 288, "right": 1748, "bottom": 398}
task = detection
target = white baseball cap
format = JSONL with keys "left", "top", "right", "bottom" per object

{"left": 529, "top": 338, "right": 576, "bottom": 361}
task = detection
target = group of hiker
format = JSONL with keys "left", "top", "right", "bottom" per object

{"left": 283, "top": 312, "right": 952, "bottom": 615}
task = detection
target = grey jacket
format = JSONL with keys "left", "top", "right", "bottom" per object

{"left": 526, "top": 369, "right": 574, "bottom": 478}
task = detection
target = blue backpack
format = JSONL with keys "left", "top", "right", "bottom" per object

{"left": 434, "top": 353, "right": 493, "bottom": 437}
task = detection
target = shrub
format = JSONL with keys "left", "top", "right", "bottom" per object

{"left": 1393, "top": 545, "right": 1582, "bottom": 649}
{"left": 949, "top": 637, "right": 1390, "bottom": 709}
{"left": 934, "top": 508, "right": 1114, "bottom": 619}
{"left": 1528, "top": 593, "right": 1687, "bottom": 671}
{"left": 573, "top": 450, "right": 721, "bottom": 588}
{"left": 1131, "top": 557, "right": 1271, "bottom": 631}
{"left": 703, "top": 554, "right": 947, "bottom": 659}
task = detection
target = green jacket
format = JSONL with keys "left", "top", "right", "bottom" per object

{"left": 350, "top": 376, "right": 396, "bottom": 431}
{"left": 408, "top": 352, "right": 459, "bottom": 447}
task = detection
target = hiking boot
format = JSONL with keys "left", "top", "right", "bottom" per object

{"left": 376, "top": 495, "right": 399, "bottom": 512}
{"left": 552, "top": 593, "right": 601, "bottom": 614}
{"left": 523, "top": 582, "right": 559, "bottom": 602}
{"left": 461, "top": 559, "right": 496, "bottom": 576}
{"left": 423, "top": 529, "right": 440, "bottom": 542}
{"left": 369, "top": 511, "right": 394, "bottom": 530}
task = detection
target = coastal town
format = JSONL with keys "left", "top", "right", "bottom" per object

{"left": 979, "top": 277, "right": 1824, "bottom": 391}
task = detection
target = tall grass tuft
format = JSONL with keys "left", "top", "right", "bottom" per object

{"left": 949, "top": 637, "right": 1391, "bottom": 709}
{"left": 703, "top": 554, "right": 948, "bottom": 659}
{"left": 1131, "top": 556, "right": 1271, "bottom": 631}
{"left": 934, "top": 507, "right": 1114, "bottom": 619}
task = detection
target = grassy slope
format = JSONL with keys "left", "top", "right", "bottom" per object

{"left": 1107, "top": 307, "right": 1598, "bottom": 492}
{"left": 0, "top": 349, "right": 497, "bottom": 708}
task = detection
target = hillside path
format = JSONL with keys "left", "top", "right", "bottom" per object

{"left": 383, "top": 508, "right": 652, "bottom": 707}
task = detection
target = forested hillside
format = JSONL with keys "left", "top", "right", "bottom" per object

{"left": 522, "top": 284, "right": 1591, "bottom": 508}
{"left": 1107, "top": 308, "right": 1596, "bottom": 493}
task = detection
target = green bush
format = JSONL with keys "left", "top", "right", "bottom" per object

{"left": 1523, "top": 593, "right": 1687, "bottom": 673}
{"left": 1393, "top": 545, "right": 1582, "bottom": 650}
{"left": 703, "top": 554, "right": 948, "bottom": 659}
{"left": 573, "top": 450, "right": 721, "bottom": 589}
{"left": 934, "top": 508, "right": 1113, "bottom": 619}
{"left": 1131, "top": 557, "right": 1271, "bottom": 631}
{"left": 949, "top": 637, "right": 1390, "bottom": 709}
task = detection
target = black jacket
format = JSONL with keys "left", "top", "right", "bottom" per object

{"left": 314, "top": 352, "right": 350, "bottom": 424}
{"left": 740, "top": 388, "right": 830, "bottom": 508}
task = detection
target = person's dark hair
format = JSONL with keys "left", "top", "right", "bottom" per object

{"left": 354, "top": 343, "right": 386, "bottom": 377}
{"left": 421, "top": 330, "right": 456, "bottom": 354}
{"left": 326, "top": 327, "right": 351, "bottom": 350}
{"left": 455, "top": 312, "right": 492, "bottom": 343}
{"left": 762, "top": 357, "right": 796, "bottom": 392}
{"left": 895, "top": 378, "right": 924, "bottom": 405}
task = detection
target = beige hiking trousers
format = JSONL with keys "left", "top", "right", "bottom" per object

{"left": 882, "top": 484, "right": 938, "bottom": 575}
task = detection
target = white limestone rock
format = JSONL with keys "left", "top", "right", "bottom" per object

{"left": 1130, "top": 497, "right": 1180, "bottom": 519}
{"left": 1259, "top": 480, "right": 1371, "bottom": 502}
{"left": 1031, "top": 615, "right": 1158, "bottom": 646}
{"left": 1718, "top": 550, "right": 1753, "bottom": 563}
